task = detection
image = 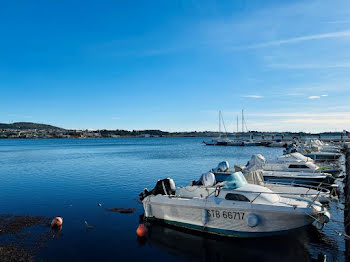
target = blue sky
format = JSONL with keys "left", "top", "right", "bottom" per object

{"left": 1, "top": 0, "right": 350, "bottom": 132}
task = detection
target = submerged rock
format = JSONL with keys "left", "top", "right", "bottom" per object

{"left": 105, "top": 207, "right": 136, "bottom": 214}
{"left": 0, "top": 214, "right": 49, "bottom": 235}
{"left": 0, "top": 244, "right": 34, "bottom": 262}
{"left": 0, "top": 214, "right": 57, "bottom": 261}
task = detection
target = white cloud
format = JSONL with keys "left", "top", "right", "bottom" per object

{"left": 243, "top": 111, "right": 350, "bottom": 132}
{"left": 241, "top": 95, "right": 264, "bottom": 98}
{"left": 290, "top": 82, "right": 350, "bottom": 93}
{"left": 233, "top": 30, "right": 350, "bottom": 49}
{"left": 285, "top": 92, "right": 305, "bottom": 96}
{"left": 269, "top": 62, "right": 350, "bottom": 69}
{"left": 326, "top": 20, "right": 350, "bottom": 24}
{"left": 321, "top": 94, "right": 328, "bottom": 97}
{"left": 247, "top": 112, "right": 350, "bottom": 118}
{"left": 282, "top": 118, "right": 350, "bottom": 125}
{"left": 308, "top": 96, "right": 320, "bottom": 99}
{"left": 111, "top": 116, "right": 120, "bottom": 120}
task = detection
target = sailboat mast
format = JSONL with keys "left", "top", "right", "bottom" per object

{"left": 242, "top": 109, "right": 244, "bottom": 133}
{"left": 219, "top": 111, "right": 221, "bottom": 133}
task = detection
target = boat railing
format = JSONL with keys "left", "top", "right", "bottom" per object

{"left": 262, "top": 181, "right": 331, "bottom": 194}
{"left": 201, "top": 180, "right": 335, "bottom": 203}
{"left": 230, "top": 189, "right": 330, "bottom": 204}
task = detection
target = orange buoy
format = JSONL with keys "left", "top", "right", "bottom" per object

{"left": 136, "top": 224, "right": 147, "bottom": 237}
{"left": 51, "top": 217, "right": 63, "bottom": 228}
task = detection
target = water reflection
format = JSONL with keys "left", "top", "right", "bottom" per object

{"left": 144, "top": 221, "right": 312, "bottom": 262}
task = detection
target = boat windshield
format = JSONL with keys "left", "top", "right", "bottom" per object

{"left": 220, "top": 172, "right": 248, "bottom": 189}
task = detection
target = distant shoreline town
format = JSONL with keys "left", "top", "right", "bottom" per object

{"left": 0, "top": 122, "right": 347, "bottom": 139}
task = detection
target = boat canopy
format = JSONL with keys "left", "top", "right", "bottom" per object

{"left": 244, "top": 154, "right": 266, "bottom": 173}
{"left": 277, "top": 152, "right": 312, "bottom": 162}
{"left": 221, "top": 172, "right": 248, "bottom": 189}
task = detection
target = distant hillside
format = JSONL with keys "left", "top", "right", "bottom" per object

{"left": 0, "top": 122, "right": 65, "bottom": 130}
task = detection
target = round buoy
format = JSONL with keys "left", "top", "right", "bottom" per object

{"left": 51, "top": 217, "right": 63, "bottom": 228}
{"left": 136, "top": 224, "right": 147, "bottom": 237}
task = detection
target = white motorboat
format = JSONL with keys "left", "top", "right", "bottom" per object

{"left": 305, "top": 139, "right": 342, "bottom": 153}
{"left": 212, "top": 161, "right": 331, "bottom": 204}
{"left": 284, "top": 144, "right": 342, "bottom": 161}
{"left": 303, "top": 151, "right": 343, "bottom": 161}
{"left": 242, "top": 140, "right": 261, "bottom": 146}
{"left": 260, "top": 170, "right": 335, "bottom": 187}
{"left": 245, "top": 154, "right": 341, "bottom": 176}
{"left": 267, "top": 141, "right": 289, "bottom": 148}
{"left": 227, "top": 140, "right": 244, "bottom": 146}
{"left": 140, "top": 172, "right": 330, "bottom": 237}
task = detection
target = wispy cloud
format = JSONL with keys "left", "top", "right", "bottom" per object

{"left": 243, "top": 110, "right": 350, "bottom": 132}
{"left": 233, "top": 30, "right": 350, "bottom": 49}
{"left": 111, "top": 116, "right": 120, "bottom": 120}
{"left": 285, "top": 92, "right": 305, "bottom": 96}
{"left": 282, "top": 118, "right": 350, "bottom": 125}
{"left": 241, "top": 95, "right": 263, "bottom": 98}
{"left": 247, "top": 112, "right": 350, "bottom": 118}
{"left": 326, "top": 20, "right": 350, "bottom": 24}
{"left": 321, "top": 94, "right": 328, "bottom": 97}
{"left": 308, "top": 96, "right": 320, "bottom": 99}
{"left": 269, "top": 62, "right": 350, "bottom": 69}
{"left": 289, "top": 82, "right": 350, "bottom": 93}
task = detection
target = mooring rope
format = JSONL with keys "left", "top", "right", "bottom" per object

{"left": 304, "top": 212, "right": 350, "bottom": 240}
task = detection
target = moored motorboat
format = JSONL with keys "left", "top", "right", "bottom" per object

{"left": 303, "top": 152, "right": 342, "bottom": 161}
{"left": 227, "top": 140, "right": 244, "bottom": 146}
{"left": 284, "top": 144, "right": 342, "bottom": 161}
{"left": 140, "top": 172, "right": 330, "bottom": 237}
{"left": 245, "top": 154, "right": 341, "bottom": 176}
{"left": 243, "top": 140, "right": 261, "bottom": 146}
{"left": 267, "top": 141, "right": 289, "bottom": 147}
{"left": 212, "top": 161, "right": 331, "bottom": 204}
{"left": 260, "top": 170, "right": 335, "bottom": 187}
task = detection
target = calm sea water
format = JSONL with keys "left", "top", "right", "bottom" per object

{"left": 0, "top": 138, "right": 346, "bottom": 261}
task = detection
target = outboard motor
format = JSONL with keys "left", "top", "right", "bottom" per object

{"left": 212, "top": 161, "right": 230, "bottom": 173}
{"left": 139, "top": 178, "right": 176, "bottom": 201}
{"left": 200, "top": 172, "right": 216, "bottom": 187}
{"left": 217, "top": 161, "right": 230, "bottom": 172}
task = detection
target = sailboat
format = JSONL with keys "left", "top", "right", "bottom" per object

{"left": 203, "top": 111, "right": 233, "bottom": 146}
{"left": 203, "top": 110, "right": 261, "bottom": 146}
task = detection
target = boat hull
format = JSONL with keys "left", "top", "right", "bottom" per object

{"left": 263, "top": 176, "right": 334, "bottom": 187}
{"left": 143, "top": 197, "right": 315, "bottom": 238}
{"left": 262, "top": 171, "right": 335, "bottom": 187}
{"left": 304, "top": 153, "right": 341, "bottom": 161}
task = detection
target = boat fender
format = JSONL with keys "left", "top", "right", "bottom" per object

{"left": 315, "top": 211, "right": 330, "bottom": 230}
{"left": 246, "top": 214, "right": 259, "bottom": 227}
